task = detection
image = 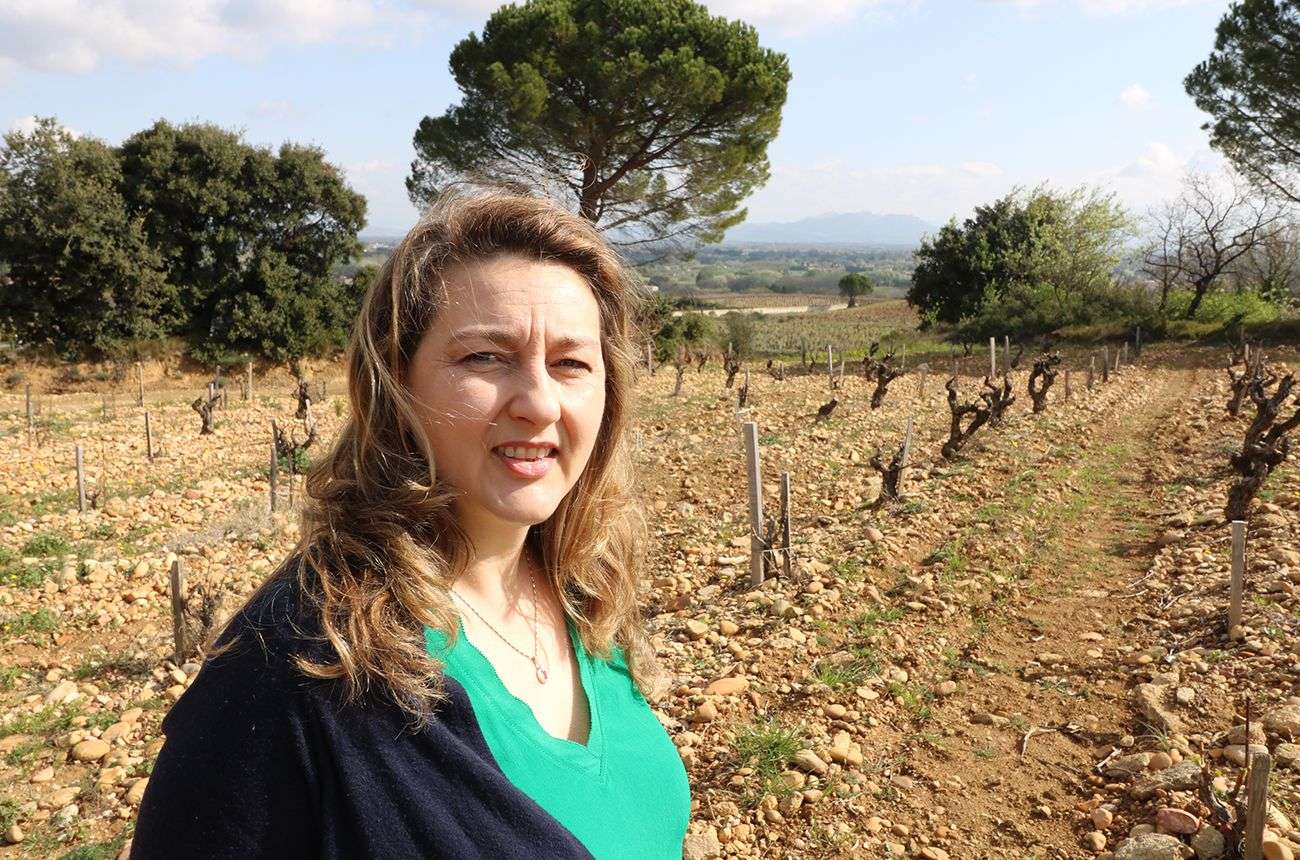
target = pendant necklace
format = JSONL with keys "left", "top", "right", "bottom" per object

{"left": 450, "top": 564, "right": 549, "bottom": 684}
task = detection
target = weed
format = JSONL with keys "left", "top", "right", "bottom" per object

{"left": 0, "top": 665, "right": 22, "bottom": 689}
{"left": 974, "top": 745, "right": 997, "bottom": 760}
{"left": 0, "top": 703, "right": 78, "bottom": 741}
{"left": 0, "top": 609, "right": 59, "bottom": 638}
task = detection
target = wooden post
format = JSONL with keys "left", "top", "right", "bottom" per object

{"left": 136, "top": 362, "right": 144, "bottom": 408}
{"left": 1115, "top": 345, "right": 1122, "bottom": 372}
{"left": 826, "top": 344, "right": 833, "bottom": 383}
{"left": 1102, "top": 348, "right": 1110, "bottom": 383}
{"left": 245, "top": 362, "right": 253, "bottom": 401}
{"left": 145, "top": 412, "right": 154, "bottom": 462}
{"left": 1134, "top": 326, "right": 1142, "bottom": 358}
{"left": 1064, "top": 369, "right": 1072, "bottom": 400}
{"left": 918, "top": 366, "right": 927, "bottom": 399}
{"left": 780, "top": 472, "right": 792, "bottom": 580}
{"left": 319, "top": 379, "right": 326, "bottom": 402}
{"left": 742, "top": 421, "right": 765, "bottom": 588}
{"left": 1244, "top": 749, "right": 1272, "bottom": 860}
{"left": 989, "top": 337, "right": 996, "bottom": 378}
{"left": 170, "top": 559, "right": 187, "bottom": 665}
{"left": 75, "top": 444, "right": 86, "bottom": 513}
{"left": 1088, "top": 357, "right": 1096, "bottom": 389}
{"left": 900, "top": 416, "right": 914, "bottom": 467}
{"left": 270, "top": 422, "right": 279, "bottom": 514}
{"left": 1003, "top": 335, "right": 1010, "bottom": 371}
{"left": 1230, "top": 519, "right": 1246, "bottom": 639}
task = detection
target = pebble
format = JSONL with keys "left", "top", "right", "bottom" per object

{"left": 718, "top": 620, "right": 739, "bottom": 636}
{"left": 126, "top": 778, "right": 149, "bottom": 805}
{"left": 1083, "top": 830, "right": 1107, "bottom": 852}
{"left": 71, "top": 738, "right": 111, "bottom": 762}
{"left": 30, "top": 766, "right": 54, "bottom": 783}
{"left": 4, "top": 824, "right": 22, "bottom": 845}
{"left": 1190, "top": 826, "right": 1226, "bottom": 860}
{"left": 936, "top": 680, "right": 958, "bottom": 696}
{"left": 704, "top": 677, "right": 748, "bottom": 696}
{"left": 1114, "top": 833, "right": 1186, "bottom": 860}
{"left": 691, "top": 702, "right": 717, "bottom": 723}
{"left": 1092, "top": 807, "right": 1114, "bottom": 829}
{"left": 683, "top": 620, "right": 709, "bottom": 641}
{"left": 1155, "top": 806, "right": 1199, "bottom": 834}
{"left": 1263, "top": 841, "right": 1295, "bottom": 860}
{"left": 793, "top": 750, "right": 828, "bottom": 775}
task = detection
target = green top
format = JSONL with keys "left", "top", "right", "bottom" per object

{"left": 424, "top": 617, "right": 691, "bottom": 859}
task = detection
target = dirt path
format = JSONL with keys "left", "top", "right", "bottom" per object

{"left": 873, "top": 367, "right": 1195, "bottom": 857}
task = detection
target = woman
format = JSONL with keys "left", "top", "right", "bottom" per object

{"left": 130, "top": 188, "right": 692, "bottom": 858}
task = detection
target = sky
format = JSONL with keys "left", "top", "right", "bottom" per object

{"left": 0, "top": 0, "right": 1232, "bottom": 237}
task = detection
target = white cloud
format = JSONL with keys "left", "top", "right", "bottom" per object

{"left": 345, "top": 159, "right": 399, "bottom": 175}
{"left": 0, "top": 1, "right": 407, "bottom": 77}
{"left": 986, "top": 0, "right": 1214, "bottom": 14}
{"left": 962, "top": 161, "right": 1003, "bottom": 177}
{"left": 1119, "top": 83, "right": 1152, "bottom": 112}
{"left": 250, "top": 99, "right": 294, "bottom": 119}
{"left": 703, "top": 0, "right": 916, "bottom": 37}
{"left": 8, "top": 115, "right": 80, "bottom": 138}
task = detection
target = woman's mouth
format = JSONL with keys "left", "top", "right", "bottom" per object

{"left": 492, "top": 445, "right": 558, "bottom": 478}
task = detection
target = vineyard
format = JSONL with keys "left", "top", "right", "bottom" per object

{"left": 1, "top": 305, "right": 1299, "bottom": 859}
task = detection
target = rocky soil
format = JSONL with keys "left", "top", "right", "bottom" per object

{"left": 0, "top": 344, "right": 1297, "bottom": 859}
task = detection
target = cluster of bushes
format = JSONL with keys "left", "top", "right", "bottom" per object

{"left": 908, "top": 183, "right": 1298, "bottom": 345}
{"left": 0, "top": 117, "right": 368, "bottom": 363}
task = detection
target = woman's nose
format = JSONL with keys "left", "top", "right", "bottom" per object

{"left": 507, "top": 355, "right": 563, "bottom": 427}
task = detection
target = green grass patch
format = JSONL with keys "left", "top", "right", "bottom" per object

{"left": 731, "top": 717, "right": 805, "bottom": 807}
{"left": 0, "top": 703, "right": 78, "bottom": 741}
{"left": 0, "top": 608, "right": 59, "bottom": 638}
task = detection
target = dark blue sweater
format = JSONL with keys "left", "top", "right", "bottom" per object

{"left": 130, "top": 572, "right": 595, "bottom": 859}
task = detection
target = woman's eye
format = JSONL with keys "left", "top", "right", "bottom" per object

{"left": 557, "top": 359, "right": 590, "bottom": 370}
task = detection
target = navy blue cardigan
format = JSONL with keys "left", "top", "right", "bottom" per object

{"left": 130, "top": 572, "right": 595, "bottom": 859}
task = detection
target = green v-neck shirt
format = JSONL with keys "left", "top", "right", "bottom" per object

{"left": 424, "top": 618, "right": 691, "bottom": 858}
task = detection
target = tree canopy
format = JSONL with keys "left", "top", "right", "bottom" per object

{"left": 407, "top": 0, "right": 790, "bottom": 252}
{"left": 0, "top": 119, "right": 175, "bottom": 359}
{"left": 837, "top": 272, "right": 873, "bottom": 308}
{"left": 1185, "top": 0, "right": 1300, "bottom": 204}
{"left": 0, "top": 118, "right": 367, "bottom": 362}
{"left": 907, "top": 186, "right": 1131, "bottom": 334}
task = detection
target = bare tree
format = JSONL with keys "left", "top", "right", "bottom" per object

{"left": 1157, "top": 173, "right": 1286, "bottom": 318}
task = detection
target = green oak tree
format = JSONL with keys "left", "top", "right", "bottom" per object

{"left": 118, "top": 121, "right": 367, "bottom": 360}
{"left": 1185, "top": 0, "right": 1300, "bottom": 204}
{"left": 407, "top": 0, "right": 790, "bottom": 251}
{"left": 837, "top": 272, "right": 874, "bottom": 308}
{"left": 0, "top": 118, "right": 176, "bottom": 359}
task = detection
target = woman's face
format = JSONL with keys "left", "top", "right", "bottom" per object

{"left": 407, "top": 253, "right": 607, "bottom": 533}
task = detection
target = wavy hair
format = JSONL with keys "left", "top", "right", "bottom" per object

{"left": 230, "top": 187, "right": 662, "bottom": 728}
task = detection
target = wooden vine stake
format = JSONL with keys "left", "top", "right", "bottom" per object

{"left": 779, "top": 472, "right": 792, "bottom": 580}
{"left": 989, "top": 337, "right": 997, "bottom": 378}
{"left": 136, "top": 362, "right": 144, "bottom": 408}
{"left": 170, "top": 559, "right": 187, "bottom": 665}
{"left": 1244, "top": 749, "right": 1272, "bottom": 860}
{"left": 1003, "top": 336, "right": 1010, "bottom": 372}
{"left": 1229, "top": 519, "right": 1246, "bottom": 640}
{"left": 75, "top": 444, "right": 86, "bottom": 513}
{"left": 1064, "top": 369, "right": 1072, "bottom": 401}
{"left": 269, "top": 421, "right": 280, "bottom": 514}
{"left": 145, "top": 412, "right": 154, "bottom": 462}
{"left": 246, "top": 362, "right": 253, "bottom": 401}
{"left": 742, "top": 421, "right": 765, "bottom": 588}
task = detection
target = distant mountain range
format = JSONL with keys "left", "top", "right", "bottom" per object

{"left": 723, "top": 211, "right": 936, "bottom": 246}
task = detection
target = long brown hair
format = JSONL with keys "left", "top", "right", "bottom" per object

{"left": 240, "top": 187, "right": 662, "bottom": 728}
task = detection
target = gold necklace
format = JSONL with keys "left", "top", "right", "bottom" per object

{"left": 450, "top": 564, "right": 549, "bottom": 684}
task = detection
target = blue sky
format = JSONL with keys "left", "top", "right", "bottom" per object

{"left": 0, "top": 0, "right": 1230, "bottom": 236}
